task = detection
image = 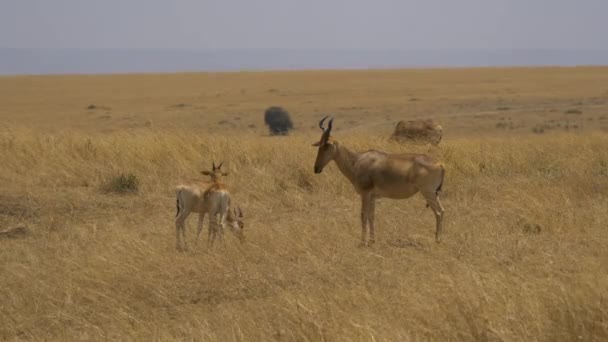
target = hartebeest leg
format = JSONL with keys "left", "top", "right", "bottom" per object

{"left": 360, "top": 193, "right": 373, "bottom": 247}
{"left": 368, "top": 197, "right": 376, "bottom": 246}
{"left": 421, "top": 191, "right": 445, "bottom": 243}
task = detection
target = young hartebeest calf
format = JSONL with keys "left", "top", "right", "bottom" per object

{"left": 200, "top": 161, "right": 229, "bottom": 182}
{"left": 174, "top": 162, "right": 245, "bottom": 251}
{"left": 312, "top": 116, "right": 446, "bottom": 246}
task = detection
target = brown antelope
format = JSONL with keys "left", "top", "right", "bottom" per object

{"left": 390, "top": 119, "right": 443, "bottom": 146}
{"left": 174, "top": 162, "right": 245, "bottom": 251}
{"left": 312, "top": 116, "right": 446, "bottom": 246}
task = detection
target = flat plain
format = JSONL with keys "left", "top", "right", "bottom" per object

{"left": 1, "top": 67, "right": 608, "bottom": 341}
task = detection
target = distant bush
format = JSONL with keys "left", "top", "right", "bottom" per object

{"left": 86, "top": 104, "right": 111, "bottom": 111}
{"left": 565, "top": 109, "right": 582, "bottom": 114}
{"left": 104, "top": 173, "right": 139, "bottom": 194}
{"left": 532, "top": 126, "right": 545, "bottom": 134}
{"left": 264, "top": 106, "right": 293, "bottom": 136}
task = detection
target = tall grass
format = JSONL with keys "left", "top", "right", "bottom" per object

{"left": 1, "top": 128, "right": 607, "bottom": 340}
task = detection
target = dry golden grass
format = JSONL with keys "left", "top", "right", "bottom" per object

{"left": 1, "top": 67, "right": 608, "bottom": 341}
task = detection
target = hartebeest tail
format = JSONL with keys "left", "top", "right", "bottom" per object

{"left": 426, "top": 166, "right": 445, "bottom": 209}
{"left": 176, "top": 191, "right": 181, "bottom": 218}
{"left": 437, "top": 166, "right": 445, "bottom": 195}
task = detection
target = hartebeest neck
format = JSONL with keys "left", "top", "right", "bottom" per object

{"left": 332, "top": 142, "right": 361, "bottom": 186}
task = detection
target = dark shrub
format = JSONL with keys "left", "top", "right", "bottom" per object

{"left": 104, "top": 173, "right": 139, "bottom": 194}
{"left": 264, "top": 106, "right": 293, "bottom": 136}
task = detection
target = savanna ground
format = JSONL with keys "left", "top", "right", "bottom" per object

{"left": 1, "top": 67, "right": 608, "bottom": 341}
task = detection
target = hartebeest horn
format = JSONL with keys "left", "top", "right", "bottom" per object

{"left": 238, "top": 207, "right": 243, "bottom": 217}
{"left": 217, "top": 162, "right": 223, "bottom": 169}
{"left": 212, "top": 161, "right": 217, "bottom": 170}
{"left": 319, "top": 116, "right": 329, "bottom": 131}
{"left": 319, "top": 117, "right": 334, "bottom": 145}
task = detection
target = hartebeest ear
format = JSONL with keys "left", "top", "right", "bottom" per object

{"left": 312, "top": 137, "right": 333, "bottom": 147}
{"left": 201, "top": 170, "right": 211, "bottom": 176}
{"left": 221, "top": 172, "right": 229, "bottom": 176}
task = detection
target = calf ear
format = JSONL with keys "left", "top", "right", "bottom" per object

{"left": 312, "top": 141, "right": 321, "bottom": 147}
{"left": 201, "top": 170, "right": 211, "bottom": 176}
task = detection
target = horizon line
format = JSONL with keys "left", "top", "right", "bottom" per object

{"left": 3, "top": 64, "right": 608, "bottom": 78}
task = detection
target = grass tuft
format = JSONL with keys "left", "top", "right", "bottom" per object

{"left": 103, "top": 173, "right": 139, "bottom": 194}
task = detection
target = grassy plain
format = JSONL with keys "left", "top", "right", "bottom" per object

{"left": 1, "top": 67, "right": 608, "bottom": 341}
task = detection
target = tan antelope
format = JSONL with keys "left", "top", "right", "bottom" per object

{"left": 312, "top": 116, "right": 446, "bottom": 246}
{"left": 174, "top": 162, "right": 245, "bottom": 251}
{"left": 390, "top": 119, "right": 443, "bottom": 146}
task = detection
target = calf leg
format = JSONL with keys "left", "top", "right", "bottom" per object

{"left": 207, "top": 214, "right": 216, "bottom": 248}
{"left": 175, "top": 213, "right": 189, "bottom": 252}
{"left": 175, "top": 220, "right": 182, "bottom": 251}
{"left": 195, "top": 213, "right": 206, "bottom": 245}
{"left": 218, "top": 213, "right": 227, "bottom": 247}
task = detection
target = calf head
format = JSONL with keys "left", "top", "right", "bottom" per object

{"left": 228, "top": 207, "right": 245, "bottom": 243}
{"left": 201, "top": 161, "right": 229, "bottom": 182}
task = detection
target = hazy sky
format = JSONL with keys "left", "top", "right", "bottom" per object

{"left": 2, "top": 0, "right": 607, "bottom": 50}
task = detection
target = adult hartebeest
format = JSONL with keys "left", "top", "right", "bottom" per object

{"left": 312, "top": 116, "right": 446, "bottom": 245}
{"left": 174, "top": 162, "right": 245, "bottom": 251}
{"left": 390, "top": 119, "right": 443, "bottom": 145}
